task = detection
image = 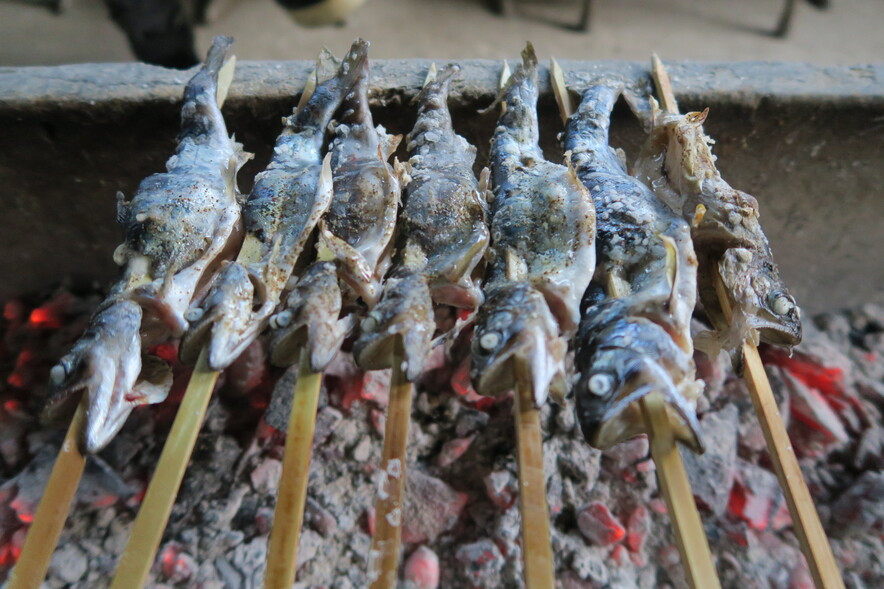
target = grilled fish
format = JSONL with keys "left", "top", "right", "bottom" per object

{"left": 182, "top": 40, "right": 369, "bottom": 370}
{"left": 269, "top": 261, "right": 355, "bottom": 372}
{"left": 396, "top": 64, "right": 491, "bottom": 309}
{"left": 633, "top": 102, "right": 801, "bottom": 354}
{"left": 43, "top": 299, "right": 172, "bottom": 453}
{"left": 561, "top": 83, "right": 703, "bottom": 452}
{"left": 352, "top": 65, "right": 490, "bottom": 380}
{"left": 45, "top": 38, "right": 240, "bottom": 452}
{"left": 114, "top": 36, "right": 249, "bottom": 341}
{"left": 317, "top": 48, "right": 401, "bottom": 307}
{"left": 471, "top": 45, "right": 596, "bottom": 406}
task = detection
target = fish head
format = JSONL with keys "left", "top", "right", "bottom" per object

{"left": 353, "top": 272, "right": 435, "bottom": 381}
{"left": 719, "top": 247, "right": 801, "bottom": 347}
{"left": 575, "top": 315, "right": 703, "bottom": 453}
{"left": 44, "top": 300, "right": 144, "bottom": 453}
{"left": 181, "top": 261, "right": 261, "bottom": 370}
{"left": 270, "top": 262, "right": 351, "bottom": 372}
{"left": 470, "top": 283, "right": 564, "bottom": 405}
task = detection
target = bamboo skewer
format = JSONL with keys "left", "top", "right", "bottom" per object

{"left": 264, "top": 351, "right": 323, "bottom": 588}
{"left": 713, "top": 274, "right": 844, "bottom": 589}
{"left": 652, "top": 53, "right": 843, "bottom": 589}
{"left": 109, "top": 349, "right": 219, "bottom": 589}
{"left": 368, "top": 335, "right": 413, "bottom": 589}
{"left": 513, "top": 362, "right": 555, "bottom": 588}
{"left": 641, "top": 395, "right": 721, "bottom": 589}
{"left": 7, "top": 399, "right": 88, "bottom": 589}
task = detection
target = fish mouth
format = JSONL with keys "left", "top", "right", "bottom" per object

{"left": 750, "top": 313, "right": 802, "bottom": 347}
{"left": 44, "top": 347, "right": 139, "bottom": 454}
{"left": 181, "top": 262, "right": 265, "bottom": 370}
{"left": 472, "top": 319, "right": 564, "bottom": 405}
{"left": 581, "top": 354, "right": 704, "bottom": 454}
{"left": 352, "top": 274, "right": 434, "bottom": 381}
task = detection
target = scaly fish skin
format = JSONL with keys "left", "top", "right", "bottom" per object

{"left": 398, "top": 64, "right": 490, "bottom": 309}
{"left": 114, "top": 36, "right": 250, "bottom": 339}
{"left": 43, "top": 299, "right": 172, "bottom": 453}
{"left": 182, "top": 40, "right": 368, "bottom": 370}
{"left": 471, "top": 45, "right": 594, "bottom": 407}
{"left": 564, "top": 83, "right": 703, "bottom": 452}
{"left": 634, "top": 103, "right": 801, "bottom": 353}
{"left": 353, "top": 271, "right": 435, "bottom": 382}
{"left": 269, "top": 261, "right": 354, "bottom": 373}
{"left": 485, "top": 45, "right": 596, "bottom": 335}
{"left": 320, "top": 50, "right": 401, "bottom": 307}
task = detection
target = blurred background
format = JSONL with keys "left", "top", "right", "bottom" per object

{"left": 1, "top": 0, "right": 882, "bottom": 67}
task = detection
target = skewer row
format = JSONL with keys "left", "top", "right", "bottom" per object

{"left": 8, "top": 39, "right": 844, "bottom": 589}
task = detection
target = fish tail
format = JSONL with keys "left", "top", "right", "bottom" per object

{"left": 293, "top": 38, "right": 369, "bottom": 132}
{"left": 573, "top": 84, "right": 621, "bottom": 142}
{"left": 184, "top": 36, "right": 235, "bottom": 107}
{"left": 179, "top": 36, "right": 236, "bottom": 146}
{"left": 416, "top": 63, "right": 459, "bottom": 105}
{"left": 480, "top": 42, "right": 538, "bottom": 118}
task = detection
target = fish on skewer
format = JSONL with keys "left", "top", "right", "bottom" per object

{"left": 633, "top": 99, "right": 802, "bottom": 356}
{"left": 268, "top": 43, "right": 402, "bottom": 376}
{"left": 561, "top": 82, "right": 704, "bottom": 452}
{"left": 114, "top": 36, "right": 249, "bottom": 340}
{"left": 43, "top": 36, "right": 245, "bottom": 453}
{"left": 395, "top": 64, "right": 490, "bottom": 309}
{"left": 316, "top": 48, "right": 402, "bottom": 308}
{"left": 353, "top": 64, "right": 491, "bottom": 380}
{"left": 182, "top": 40, "right": 369, "bottom": 371}
{"left": 472, "top": 45, "right": 596, "bottom": 407}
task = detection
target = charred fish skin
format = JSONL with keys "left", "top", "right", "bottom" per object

{"left": 485, "top": 45, "right": 596, "bottom": 335}
{"left": 564, "top": 84, "right": 697, "bottom": 341}
{"left": 319, "top": 48, "right": 402, "bottom": 307}
{"left": 268, "top": 261, "right": 354, "bottom": 373}
{"left": 470, "top": 45, "right": 593, "bottom": 407}
{"left": 563, "top": 83, "right": 703, "bottom": 452}
{"left": 43, "top": 299, "right": 172, "bottom": 453}
{"left": 353, "top": 271, "right": 435, "bottom": 382}
{"left": 182, "top": 40, "right": 369, "bottom": 370}
{"left": 398, "top": 64, "right": 491, "bottom": 309}
{"left": 634, "top": 103, "right": 802, "bottom": 352}
{"left": 114, "top": 36, "right": 250, "bottom": 339}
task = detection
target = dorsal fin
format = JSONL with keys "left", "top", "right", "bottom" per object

{"left": 216, "top": 55, "right": 236, "bottom": 108}
{"left": 659, "top": 234, "right": 680, "bottom": 309}
{"left": 296, "top": 69, "right": 318, "bottom": 113}
{"left": 505, "top": 249, "right": 528, "bottom": 281}
{"left": 423, "top": 62, "right": 438, "bottom": 88}
{"left": 550, "top": 57, "right": 573, "bottom": 124}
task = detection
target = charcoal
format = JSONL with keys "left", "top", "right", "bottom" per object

{"left": 680, "top": 405, "right": 739, "bottom": 515}
{"left": 1, "top": 291, "right": 882, "bottom": 587}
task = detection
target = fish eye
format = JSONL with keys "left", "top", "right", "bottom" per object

{"left": 270, "top": 310, "right": 293, "bottom": 329}
{"left": 587, "top": 372, "right": 615, "bottom": 397}
{"left": 478, "top": 332, "right": 501, "bottom": 351}
{"left": 361, "top": 312, "right": 381, "bottom": 333}
{"left": 769, "top": 293, "right": 795, "bottom": 317}
{"left": 49, "top": 364, "right": 66, "bottom": 385}
{"left": 184, "top": 307, "right": 205, "bottom": 323}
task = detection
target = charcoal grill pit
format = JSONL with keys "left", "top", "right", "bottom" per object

{"left": 0, "top": 59, "right": 882, "bottom": 588}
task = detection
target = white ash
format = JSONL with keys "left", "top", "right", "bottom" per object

{"left": 0, "top": 293, "right": 882, "bottom": 588}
